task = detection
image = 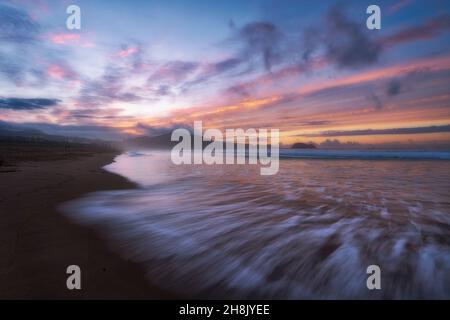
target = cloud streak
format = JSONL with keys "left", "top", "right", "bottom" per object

{"left": 381, "top": 15, "right": 450, "bottom": 48}
{"left": 0, "top": 98, "right": 60, "bottom": 110}
{"left": 298, "top": 125, "right": 450, "bottom": 137}
{"left": 387, "top": 0, "right": 413, "bottom": 15}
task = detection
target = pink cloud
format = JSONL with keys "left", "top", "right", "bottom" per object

{"left": 47, "top": 64, "right": 78, "bottom": 80}
{"left": 47, "top": 65, "right": 66, "bottom": 80}
{"left": 117, "top": 47, "right": 139, "bottom": 58}
{"left": 48, "top": 32, "right": 81, "bottom": 45}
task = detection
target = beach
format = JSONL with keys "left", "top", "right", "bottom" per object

{"left": 1, "top": 144, "right": 449, "bottom": 299}
{"left": 0, "top": 145, "right": 171, "bottom": 299}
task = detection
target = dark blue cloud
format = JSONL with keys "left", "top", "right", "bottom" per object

{"left": 387, "top": 79, "right": 402, "bottom": 96}
{"left": 238, "top": 21, "right": 283, "bottom": 71}
{"left": 324, "top": 6, "right": 381, "bottom": 68}
{"left": 0, "top": 98, "right": 60, "bottom": 110}
{"left": 0, "top": 4, "right": 40, "bottom": 43}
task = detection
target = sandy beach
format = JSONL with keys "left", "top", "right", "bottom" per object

{"left": 0, "top": 147, "right": 172, "bottom": 299}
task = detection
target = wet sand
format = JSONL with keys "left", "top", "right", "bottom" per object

{"left": 0, "top": 150, "right": 172, "bottom": 299}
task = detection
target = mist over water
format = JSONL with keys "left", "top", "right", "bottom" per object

{"left": 62, "top": 150, "right": 450, "bottom": 299}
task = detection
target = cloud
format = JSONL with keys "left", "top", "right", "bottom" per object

{"left": 181, "top": 58, "right": 246, "bottom": 91}
{"left": 224, "top": 57, "right": 324, "bottom": 98}
{"left": 386, "top": 79, "right": 402, "bottom": 96}
{"left": 225, "top": 83, "right": 252, "bottom": 98}
{"left": 0, "top": 4, "right": 40, "bottom": 43}
{"left": 222, "top": 7, "right": 449, "bottom": 99}
{"left": 387, "top": 0, "right": 413, "bottom": 15}
{"left": 147, "top": 57, "right": 252, "bottom": 96}
{"left": 77, "top": 65, "right": 142, "bottom": 107}
{"left": 146, "top": 60, "right": 198, "bottom": 97}
{"left": 107, "top": 42, "right": 148, "bottom": 75}
{"left": 298, "top": 6, "right": 381, "bottom": 70}
{"left": 151, "top": 84, "right": 174, "bottom": 97}
{"left": 234, "top": 21, "right": 283, "bottom": 71}
{"left": 381, "top": 15, "right": 450, "bottom": 48}
{"left": 319, "top": 139, "right": 361, "bottom": 149}
{"left": 172, "top": 21, "right": 285, "bottom": 91}
{"left": 134, "top": 122, "right": 192, "bottom": 137}
{"left": 298, "top": 125, "right": 450, "bottom": 137}
{"left": 0, "top": 4, "right": 42, "bottom": 84}
{"left": 324, "top": 6, "right": 381, "bottom": 68}
{"left": 225, "top": 3, "right": 397, "bottom": 98}
{"left": 299, "top": 26, "right": 318, "bottom": 62}
{"left": 0, "top": 56, "right": 25, "bottom": 84}
{"left": 75, "top": 4, "right": 449, "bottom": 110}
{"left": 318, "top": 137, "right": 450, "bottom": 151}
{"left": 366, "top": 78, "right": 403, "bottom": 112}
{"left": 300, "top": 120, "right": 333, "bottom": 126}
{"left": 0, "top": 98, "right": 60, "bottom": 110}
{"left": 148, "top": 60, "right": 199, "bottom": 85}
{"left": 47, "top": 62, "right": 79, "bottom": 81}
{"left": 211, "top": 57, "right": 243, "bottom": 74}
{"left": 368, "top": 93, "right": 384, "bottom": 110}
{"left": 60, "top": 108, "right": 133, "bottom": 122}
{"left": 48, "top": 32, "right": 81, "bottom": 45}
{"left": 0, "top": 6, "right": 80, "bottom": 87}
{"left": 180, "top": 55, "right": 450, "bottom": 123}
{"left": 117, "top": 46, "right": 139, "bottom": 58}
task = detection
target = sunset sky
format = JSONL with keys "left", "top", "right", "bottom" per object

{"left": 0, "top": 0, "right": 450, "bottom": 147}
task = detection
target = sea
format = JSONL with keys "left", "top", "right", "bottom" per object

{"left": 61, "top": 149, "right": 450, "bottom": 299}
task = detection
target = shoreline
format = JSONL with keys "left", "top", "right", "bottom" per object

{"left": 0, "top": 151, "right": 173, "bottom": 299}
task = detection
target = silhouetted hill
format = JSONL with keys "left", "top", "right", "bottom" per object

{"left": 122, "top": 134, "right": 275, "bottom": 153}
{"left": 0, "top": 121, "right": 111, "bottom": 145}
{"left": 123, "top": 133, "right": 175, "bottom": 149}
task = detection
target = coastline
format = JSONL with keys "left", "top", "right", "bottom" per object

{"left": 0, "top": 151, "right": 173, "bottom": 299}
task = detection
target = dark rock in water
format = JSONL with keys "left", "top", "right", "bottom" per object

{"left": 291, "top": 142, "right": 317, "bottom": 149}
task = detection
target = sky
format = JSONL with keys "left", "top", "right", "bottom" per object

{"left": 0, "top": 0, "right": 450, "bottom": 148}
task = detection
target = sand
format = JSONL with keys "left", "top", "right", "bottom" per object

{"left": 0, "top": 151, "right": 172, "bottom": 299}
